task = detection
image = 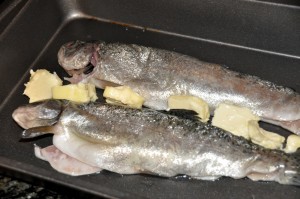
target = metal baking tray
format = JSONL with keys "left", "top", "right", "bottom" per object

{"left": 0, "top": 0, "right": 299, "bottom": 198}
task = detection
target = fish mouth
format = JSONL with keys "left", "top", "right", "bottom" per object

{"left": 58, "top": 40, "right": 100, "bottom": 83}
{"left": 64, "top": 50, "right": 98, "bottom": 84}
{"left": 83, "top": 49, "right": 99, "bottom": 76}
{"left": 66, "top": 62, "right": 95, "bottom": 76}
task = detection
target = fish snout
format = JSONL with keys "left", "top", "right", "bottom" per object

{"left": 12, "top": 107, "right": 30, "bottom": 129}
{"left": 58, "top": 41, "right": 97, "bottom": 76}
{"left": 12, "top": 100, "right": 62, "bottom": 129}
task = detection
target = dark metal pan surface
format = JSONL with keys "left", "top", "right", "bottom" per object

{"left": 0, "top": 0, "right": 299, "bottom": 198}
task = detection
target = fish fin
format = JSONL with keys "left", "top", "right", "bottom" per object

{"left": 163, "top": 109, "right": 201, "bottom": 121}
{"left": 247, "top": 153, "right": 300, "bottom": 186}
{"left": 283, "top": 153, "right": 300, "bottom": 186}
{"left": 286, "top": 172, "right": 300, "bottom": 186}
{"left": 22, "top": 125, "right": 57, "bottom": 139}
{"left": 34, "top": 145, "right": 102, "bottom": 176}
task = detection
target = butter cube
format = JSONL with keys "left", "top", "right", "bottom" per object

{"left": 103, "top": 86, "right": 145, "bottom": 109}
{"left": 284, "top": 135, "right": 300, "bottom": 153}
{"left": 168, "top": 95, "right": 210, "bottom": 122}
{"left": 212, "top": 103, "right": 285, "bottom": 150}
{"left": 52, "top": 83, "right": 98, "bottom": 103}
{"left": 23, "top": 69, "right": 63, "bottom": 103}
{"left": 212, "top": 103, "right": 259, "bottom": 139}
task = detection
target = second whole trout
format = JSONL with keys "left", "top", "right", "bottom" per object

{"left": 13, "top": 100, "right": 300, "bottom": 185}
{"left": 57, "top": 41, "right": 300, "bottom": 134}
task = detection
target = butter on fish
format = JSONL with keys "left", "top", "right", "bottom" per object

{"left": 13, "top": 100, "right": 300, "bottom": 185}
{"left": 58, "top": 41, "right": 300, "bottom": 135}
{"left": 212, "top": 103, "right": 259, "bottom": 139}
{"left": 212, "top": 103, "right": 285, "bottom": 150}
{"left": 24, "top": 69, "right": 63, "bottom": 103}
{"left": 284, "top": 135, "right": 300, "bottom": 153}
{"left": 168, "top": 95, "right": 210, "bottom": 122}
{"left": 52, "top": 83, "right": 98, "bottom": 103}
{"left": 248, "top": 120, "right": 284, "bottom": 150}
{"left": 103, "top": 86, "right": 145, "bottom": 109}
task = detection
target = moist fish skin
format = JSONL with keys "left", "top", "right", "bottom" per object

{"left": 57, "top": 41, "right": 300, "bottom": 135}
{"left": 14, "top": 100, "right": 300, "bottom": 185}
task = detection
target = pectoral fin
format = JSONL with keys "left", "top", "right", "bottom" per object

{"left": 22, "top": 124, "right": 62, "bottom": 139}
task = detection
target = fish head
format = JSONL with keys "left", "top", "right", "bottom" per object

{"left": 12, "top": 100, "right": 63, "bottom": 129}
{"left": 58, "top": 40, "right": 100, "bottom": 82}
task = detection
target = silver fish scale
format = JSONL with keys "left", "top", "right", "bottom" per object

{"left": 13, "top": 100, "right": 300, "bottom": 184}
{"left": 55, "top": 102, "right": 297, "bottom": 181}
{"left": 99, "top": 43, "right": 294, "bottom": 115}
{"left": 58, "top": 41, "right": 300, "bottom": 135}
{"left": 75, "top": 103, "right": 266, "bottom": 155}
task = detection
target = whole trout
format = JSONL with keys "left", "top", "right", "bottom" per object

{"left": 12, "top": 100, "right": 300, "bottom": 185}
{"left": 57, "top": 41, "right": 300, "bottom": 134}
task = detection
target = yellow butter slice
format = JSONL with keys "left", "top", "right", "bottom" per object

{"left": 168, "top": 95, "right": 210, "bottom": 123}
{"left": 212, "top": 103, "right": 259, "bottom": 139}
{"left": 23, "top": 69, "right": 63, "bottom": 103}
{"left": 52, "top": 83, "right": 98, "bottom": 103}
{"left": 212, "top": 103, "right": 285, "bottom": 150}
{"left": 103, "top": 86, "right": 145, "bottom": 109}
{"left": 284, "top": 135, "right": 300, "bottom": 153}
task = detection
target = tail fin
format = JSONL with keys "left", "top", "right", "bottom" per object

{"left": 22, "top": 125, "right": 57, "bottom": 139}
{"left": 279, "top": 152, "right": 300, "bottom": 186}
{"left": 282, "top": 170, "right": 300, "bottom": 186}
{"left": 247, "top": 151, "right": 300, "bottom": 186}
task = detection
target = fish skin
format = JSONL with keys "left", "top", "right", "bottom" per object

{"left": 14, "top": 100, "right": 300, "bottom": 185}
{"left": 57, "top": 41, "right": 300, "bottom": 135}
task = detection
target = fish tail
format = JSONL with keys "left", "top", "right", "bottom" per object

{"left": 287, "top": 173, "right": 300, "bottom": 186}
{"left": 278, "top": 152, "right": 300, "bottom": 186}
{"left": 22, "top": 125, "right": 58, "bottom": 139}
{"left": 247, "top": 151, "right": 300, "bottom": 186}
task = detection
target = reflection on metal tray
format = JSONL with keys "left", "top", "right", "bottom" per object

{"left": 0, "top": 0, "right": 299, "bottom": 198}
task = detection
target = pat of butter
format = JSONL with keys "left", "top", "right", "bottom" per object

{"left": 103, "top": 86, "right": 145, "bottom": 109}
{"left": 212, "top": 103, "right": 285, "bottom": 150}
{"left": 212, "top": 103, "right": 259, "bottom": 139}
{"left": 168, "top": 95, "right": 210, "bottom": 122}
{"left": 284, "top": 135, "right": 300, "bottom": 153}
{"left": 52, "top": 83, "right": 98, "bottom": 103}
{"left": 248, "top": 120, "right": 284, "bottom": 150}
{"left": 24, "top": 69, "right": 63, "bottom": 103}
